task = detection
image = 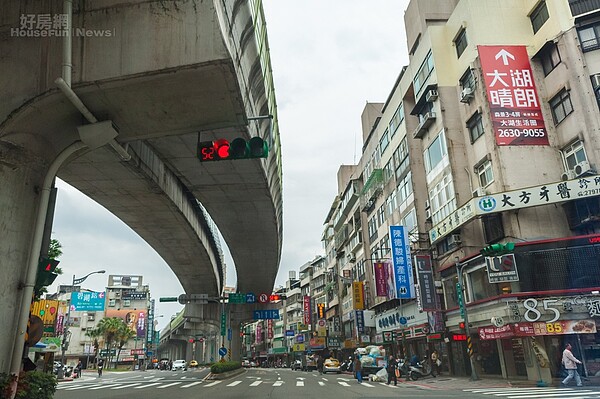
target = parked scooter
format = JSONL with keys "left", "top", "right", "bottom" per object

{"left": 340, "top": 357, "right": 354, "bottom": 372}
{"left": 408, "top": 357, "right": 431, "bottom": 381}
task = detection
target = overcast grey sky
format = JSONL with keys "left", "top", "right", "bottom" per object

{"left": 49, "top": 0, "right": 410, "bottom": 330}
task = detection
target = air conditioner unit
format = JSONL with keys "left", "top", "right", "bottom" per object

{"left": 592, "top": 74, "right": 600, "bottom": 88}
{"left": 561, "top": 170, "right": 576, "bottom": 181}
{"left": 450, "top": 234, "right": 462, "bottom": 245}
{"left": 425, "top": 208, "right": 432, "bottom": 220}
{"left": 347, "top": 253, "right": 356, "bottom": 262}
{"left": 424, "top": 200, "right": 431, "bottom": 209}
{"left": 574, "top": 160, "right": 593, "bottom": 176}
{"left": 426, "top": 89, "right": 439, "bottom": 102}
{"left": 472, "top": 187, "right": 486, "bottom": 197}
{"left": 460, "top": 87, "right": 474, "bottom": 103}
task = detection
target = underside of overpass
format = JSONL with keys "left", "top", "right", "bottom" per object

{"left": 0, "top": 0, "right": 283, "bottom": 374}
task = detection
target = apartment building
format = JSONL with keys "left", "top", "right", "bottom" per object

{"left": 318, "top": 0, "right": 600, "bottom": 383}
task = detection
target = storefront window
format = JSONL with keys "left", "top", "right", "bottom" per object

{"left": 467, "top": 266, "right": 501, "bottom": 301}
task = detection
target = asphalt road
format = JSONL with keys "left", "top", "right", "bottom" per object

{"left": 53, "top": 368, "right": 600, "bottom": 399}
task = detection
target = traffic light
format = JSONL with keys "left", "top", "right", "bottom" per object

{"left": 458, "top": 321, "right": 466, "bottom": 330}
{"left": 269, "top": 294, "right": 281, "bottom": 302}
{"left": 34, "top": 258, "right": 59, "bottom": 296}
{"left": 480, "top": 242, "right": 515, "bottom": 256}
{"left": 197, "top": 137, "right": 268, "bottom": 162}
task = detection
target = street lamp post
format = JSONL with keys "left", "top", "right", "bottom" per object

{"left": 59, "top": 270, "right": 105, "bottom": 377}
{"left": 455, "top": 259, "right": 479, "bottom": 381}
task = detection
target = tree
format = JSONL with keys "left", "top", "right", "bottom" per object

{"left": 94, "top": 317, "right": 126, "bottom": 368}
{"left": 85, "top": 328, "right": 102, "bottom": 367}
{"left": 115, "top": 323, "right": 136, "bottom": 367}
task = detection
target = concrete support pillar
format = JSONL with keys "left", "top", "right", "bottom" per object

{"left": 0, "top": 146, "right": 46, "bottom": 373}
{"left": 229, "top": 322, "right": 242, "bottom": 361}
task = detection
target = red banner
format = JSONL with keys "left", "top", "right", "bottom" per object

{"left": 303, "top": 295, "right": 311, "bottom": 326}
{"left": 374, "top": 262, "right": 388, "bottom": 297}
{"left": 478, "top": 45, "right": 548, "bottom": 146}
{"left": 478, "top": 324, "right": 514, "bottom": 340}
{"left": 480, "top": 320, "right": 597, "bottom": 340}
{"left": 256, "top": 323, "right": 262, "bottom": 344}
{"left": 267, "top": 319, "right": 273, "bottom": 340}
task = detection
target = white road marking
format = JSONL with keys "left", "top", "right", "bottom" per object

{"left": 361, "top": 382, "right": 374, "bottom": 387}
{"left": 204, "top": 381, "right": 222, "bottom": 387}
{"left": 250, "top": 380, "right": 262, "bottom": 386}
{"left": 111, "top": 383, "right": 141, "bottom": 389}
{"left": 181, "top": 381, "right": 203, "bottom": 388}
{"left": 157, "top": 382, "right": 181, "bottom": 389}
{"left": 318, "top": 381, "right": 325, "bottom": 386}
{"left": 89, "top": 384, "right": 120, "bottom": 390}
{"left": 227, "top": 381, "right": 242, "bottom": 386}
{"left": 338, "top": 381, "right": 350, "bottom": 387}
{"left": 134, "top": 382, "right": 161, "bottom": 389}
{"left": 273, "top": 381, "right": 284, "bottom": 386}
{"left": 297, "top": 381, "right": 304, "bottom": 387}
{"left": 64, "top": 384, "right": 101, "bottom": 390}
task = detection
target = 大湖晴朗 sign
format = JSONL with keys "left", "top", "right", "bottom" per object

{"left": 478, "top": 45, "right": 549, "bottom": 146}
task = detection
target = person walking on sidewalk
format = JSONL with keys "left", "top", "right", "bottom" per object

{"left": 562, "top": 343, "right": 583, "bottom": 387}
{"left": 431, "top": 350, "right": 440, "bottom": 377}
{"left": 386, "top": 355, "right": 398, "bottom": 385}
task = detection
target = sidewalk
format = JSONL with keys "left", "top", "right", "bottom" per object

{"left": 398, "top": 375, "right": 600, "bottom": 390}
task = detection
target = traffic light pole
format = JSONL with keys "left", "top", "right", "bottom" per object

{"left": 456, "top": 260, "right": 479, "bottom": 381}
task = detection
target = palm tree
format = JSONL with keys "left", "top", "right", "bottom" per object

{"left": 85, "top": 327, "right": 102, "bottom": 368}
{"left": 95, "top": 317, "right": 126, "bottom": 368}
{"left": 115, "top": 323, "right": 136, "bottom": 366}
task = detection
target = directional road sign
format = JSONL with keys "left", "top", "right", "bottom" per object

{"left": 159, "top": 297, "right": 178, "bottom": 302}
{"left": 253, "top": 309, "right": 279, "bottom": 320}
{"left": 218, "top": 347, "right": 227, "bottom": 357}
{"left": 246, "top": 293, "right": 256, "bottom": 303}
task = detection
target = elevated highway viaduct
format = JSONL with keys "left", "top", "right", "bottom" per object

{"left": 0, "top": 0, "right": 282, "bottom": 374}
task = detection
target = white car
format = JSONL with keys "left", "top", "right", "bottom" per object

{"left": 171, "top": 359, "right": 187, "bottom": 371}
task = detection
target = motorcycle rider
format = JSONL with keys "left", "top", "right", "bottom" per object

{"left": 97, "top": 358, "right": 104, "bottom": 377}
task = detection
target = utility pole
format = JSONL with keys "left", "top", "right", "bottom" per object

{"left": 456, "top": 259, "right": 479, "bottom": 381}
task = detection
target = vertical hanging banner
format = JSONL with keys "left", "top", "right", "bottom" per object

{"left": 303, "top": 295, "right": 312, "bottom": 326}
{"left": 256, "top": 323, "right": 262, "bottom": 344}
{"left": 352, "top": 281, "right": 365, "bottom": 310}
{"left": 373, "top": 262, "right": 388, "bottom": 297}
{"left": 389, "top": 225, "right": 415, "bottom": 299}
{"left": 355, "top": 310, "right": 365, "bottom": 334}
{"left": 267, "top": 319, "right": 273, "bottom": 340}
{"left": 415, "top": 255, "right": 437, "bottom": 311}
{"left": 477, "top": 45, "right": 549, "bottom": 146}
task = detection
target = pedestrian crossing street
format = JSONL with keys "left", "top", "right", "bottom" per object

{"left": 464, "top": 387, "right": 600, "bottom": 399}
{"left": 56, "top": 377, "right": 401, "bottom": 392}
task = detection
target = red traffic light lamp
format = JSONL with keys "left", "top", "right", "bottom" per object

{"left": 197, "top": 137, "right": 269, "bottom": 162}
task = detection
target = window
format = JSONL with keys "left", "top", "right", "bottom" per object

{"left": 397, "top": 171, "right": 413, "bottom": 205}
{"left": 368, "top": 216, "right": 378, "bottom": 239}
{"left": 454, "top": 28, "right": 468, "bottom": 58}
{"left": 393, "top": 137, "right": 410, "bottom": 179}
{"left": 386, "top": 191, "right": 397, "bottom": 216}
{"left": 413, "top": 51, "right": 434, "bottom": 96}
{"left": 383, "top": 160, "right": 394, "bottom": 181}
{"left": 377, "top": 204, "right": 386, "bottom": 226}
{"left": 123, "top": 299, "right": 131, "bottom": 307}
{"left": 379, "top": 129, "right": 390, "bottom": 154}
{"left": 562, "top": 140, "right": 587, "bottom": 171}
{"left": 424, "top": 131, "right": 448, "bottom": 173}
{"left": 538, "top": 42, "right": 561, "bottom": 76}
{"left": 578, "top": 22, "right": 600, "bottom": 52}
{"left": 429, "top": 173, "right": 456, "bottom": 224}
{"left": 549, "top": 89, "right": 573, "bottom": 124}
{"left": 467, "top": 112, "right": 484, "bottom": 143}
{"left": 460, "top": 68, "right": 476, "bottom": 91}
{"left": 476, "top": 160, "right": 494, "bottom": 188}
{"left": 530, "top": 1, "right": 549, "bottom": 34}
{"left": 109, "top": 299, "right": 116, "bottom": 307}
{"left": 402, "top": 208, "right": 417, "bottom": 234}
{"left": 389, "top": 103, "right": 404, "bottom": 137}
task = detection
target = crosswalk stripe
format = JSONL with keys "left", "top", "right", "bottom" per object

{"left": 273, "top": 381, "right": 284, "bottom": 386}
{"left": 361, "top": 382, "right": 374, "bottom": 387}
{"left": 204, "top": 381, "right": 222, "bottom": 387}
{"left": 111, "top": 383, "right": 141, "bottom": 389}
{"left": 227, "top": 381, "right": 242, "bottom": 387}
{"left": 135, "top": 382, "right": 161, "bottom": 389}
{"left": 338, "top": 381, "right": 350, "bottom": 387}
{"left": 296, "top": 381, "right": 304, "bottom": 387}
{"left": 250, "top": 381, "right": 262, "bottom": 386}
{"left": 89, "top": 384, "right": 120, "bottom": 390}
{"left": 157, "top": 382, "right": 181, "bottom": 389}
{"left": 64, "top": 384, "right": 101, "bottom": 390}
{"left": 181, "top": 381, "right": 203, "bottom": 388}
{"left": 318, "top": 381, "right": 325, "bottom": 386}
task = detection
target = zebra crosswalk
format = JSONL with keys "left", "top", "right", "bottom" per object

{"left": 56, "top": 378, "right": 401, "bottom": 392}
{"left": 464, "top": 387, "right": 600, "bottom": 399}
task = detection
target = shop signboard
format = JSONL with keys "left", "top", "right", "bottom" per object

{"left": 292, "top": 343, "right": 305, "bottom": 352}
{"left": 303, "top": 296, "right": 311, "bottom": 325}
{"left": 415, "top": 255, "right": 437, "bottom": 310}
{"left": 309, "top": 337, "right": 325, "bottom": 349}
{"left": 383, "top": 331, "right": 394, "bottom": 342}
{"left": 486, "top": 254, "right": 519, "bottom": 283}
{"left": 374, "top": 333, "right": 384, "bottom": 344}
{"left": 373, "top": 261, "right": 388, "bottom": 297}
{"left": 352, "top": 282, "right": 365, "bottom": 310}
{"left": 327, "top": 337, "right": 341, "bottom": 348}
{"left": 478, "top": 324, "right": 514, "bottom": 340}
{"left": 479, "top": 320, "right": 597, "bottom": 340}
{"left": 389, "top": 226, "right": 415, "bottom": 299}
{"left": 333, "top": 316, "right": 341, "bottom": 335}
{"left": 355, "top": 310, "right": 365, "bottom": 334}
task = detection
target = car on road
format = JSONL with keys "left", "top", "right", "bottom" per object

{"left": 242, "top": 360, "right": 251, "bottom": 367}
{"left": 189, "top": 360, "right": 198, "bottom": 368}
{"left": 171, "top": 359, "right": 187, "bottom": 371}
{"left": 323, "top": 358, "right": 341, "bottom": 373}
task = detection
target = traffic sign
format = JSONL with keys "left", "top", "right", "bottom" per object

{"left": 285, "top": 330, "right": 295, "bottom": 337}
{"left": 399, "top": 316, "right": 408, "bottom": 325}
{"left": 227, "top": 328, "right": 232, "bottom": 341}
{"left": 220, "top": 312, "right": 226, "bottom": 336}
{"left": 246, "top": 293, "right": 256, "bottom": 303}
{"left": 229, "top": 293, "right": 245, "bottom": 304}
{"left": 159, "top": 297, "right": 178, "bottom": 302}
{"left": 253, "top": 309, "right": 279, "bottom": 320}
{"left": 258, "top": 293, "right": 269, "bottom": 303}
{"left": 218, "top": 347, "right": 227, "bottom": 357}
